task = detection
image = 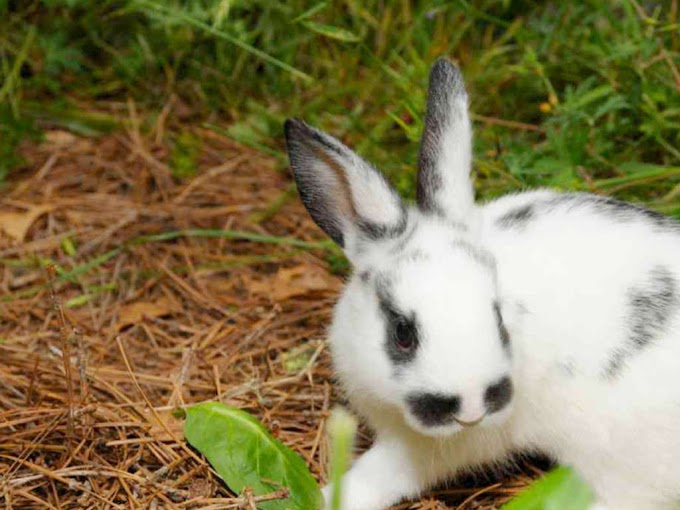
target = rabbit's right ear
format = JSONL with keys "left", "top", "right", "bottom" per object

{"left": 417, "top": 58, "right": 475, "bottom": 224}
{"left": 284, "top": 119, "right": 406, "bottom": 257}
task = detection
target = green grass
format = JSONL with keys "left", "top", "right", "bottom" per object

{"left": 1, "top": 0, "right": 679, "bottom": 209}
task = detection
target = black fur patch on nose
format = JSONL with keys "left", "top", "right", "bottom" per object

{"left": 484, "top": 376, "right": 513, "bottom": 414}
{"left": 408, "top": 393, "right": 461, "bottom": 426}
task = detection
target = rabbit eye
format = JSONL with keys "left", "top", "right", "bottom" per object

{"left": 393, "top": 317, "right": 418, "bottom": 352}
{"left": 377, "top": 289, "right": 419, "bottom": 363}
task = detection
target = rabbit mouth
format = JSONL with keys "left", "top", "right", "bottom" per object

{"left": 452, "top": 414, "right": 486, "bottom": 427}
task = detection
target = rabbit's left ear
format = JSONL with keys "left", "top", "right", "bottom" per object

{"left": 284, "top": 119, "right": 406, "bottom": 258}
{"left": 417, "top": 58, "right": 474, "bottom": 223}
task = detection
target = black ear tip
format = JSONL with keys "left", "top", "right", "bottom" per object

{"left": 429, "top": 57, "right": 464, "bottom": 92}
{"left": 284, "top": 118, "right": 320, "bottom": 144}
{"left": 284, "top": 118, "right": 304, "bottom": 138}
{"left": 433, "top": 56, "right": 453, "bottom": 67}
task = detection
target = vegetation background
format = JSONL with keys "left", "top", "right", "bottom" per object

{"left": 2, "top": 0, "right": 679, "bottom": 208}
{"left": 0, "top": 0, "right": 679, "bottom": 508}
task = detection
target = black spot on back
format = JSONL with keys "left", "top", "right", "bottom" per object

{"left": 494, "top": 193, "right": 680, "bottom": 235}
{"left": 604, "top": 266, "right": 679, "bottom": 377}
{"left": 496, "top": 204, "right": 535, "bottom": 230}
{"left": 550, "top": 194, "right": 680, "bottom": 232}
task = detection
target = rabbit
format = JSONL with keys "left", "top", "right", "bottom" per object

{"left": 283, "top": 58, "right": 680, "bottom": 510}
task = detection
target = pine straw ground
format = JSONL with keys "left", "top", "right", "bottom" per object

{"left": 0, "top": 122, "right": 544, "bottom": 509}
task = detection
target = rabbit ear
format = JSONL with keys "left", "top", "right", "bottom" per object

{"left": 417, "top": 58, "right": 474, "bottom": 223}
{"left": 284, "top": 119, "right": 406, "bottom": 254}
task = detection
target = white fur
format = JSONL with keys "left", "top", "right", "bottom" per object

{"left": 285, "top": 62, "right": 680, "bottom": 510}
{"left": 328, "top": 199, "right": 680, "bottom": 510}
{"left": 430, "top": 94, "right": 474, "bottom": 222}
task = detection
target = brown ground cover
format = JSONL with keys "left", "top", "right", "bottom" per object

{"left": 0, "top": 124, "right": 540, "bottom": 509}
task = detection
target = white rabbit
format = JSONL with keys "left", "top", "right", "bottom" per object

{"left": 284, "top": 58, "right": 680, "bottom": 510}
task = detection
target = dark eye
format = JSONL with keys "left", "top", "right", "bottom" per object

{"left": 394, "top": 317, "right": 418, "bottom": 352}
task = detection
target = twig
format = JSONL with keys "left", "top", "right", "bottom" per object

{"left": 45, "top": 264, "right": 75, "bottom": 455}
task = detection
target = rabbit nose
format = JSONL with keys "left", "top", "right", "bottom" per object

{"left": 407, "top": 393, "right": 461, "bottom": 426}
{"left": 484, "top": 375, "right": 514, "bottom": 414}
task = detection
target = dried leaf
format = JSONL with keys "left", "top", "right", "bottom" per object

{"left": 147, "top": 408, "right": 185, "bottom": 440}
{"left": 0, "top": 205, "right": 50, "bottom": 242}
{"left": 44, "top": 130, "right": 78, "bottom": 148}
{"left": 116, "top": 297, "right": 177, "bottom": 330}
{"left": 253, "top": 265, "right": 338, "bottom": 301}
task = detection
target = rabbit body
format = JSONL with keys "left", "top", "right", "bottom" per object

{"left": 330, "top": 191, "right": 680, "bottom": 510}
{"left": 284, "top": 59, "right": 680, "bottom": 510}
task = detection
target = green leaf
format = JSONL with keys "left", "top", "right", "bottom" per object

{"left": 184, "top": 402, "right": 322, "bottom": 510}
{"left": 327, "top": 408, "right": 357, "bottom": 510}
{"left": 594, "top": 162, "right": 680, "bottom": 188}
{"left": 61, "top": 237, "right": 77, "bottom": 256}
{"left": 281, "top": 343, "right": 317, "bottom": 374}
{"left": 170, "top": 131, "right": 201, "bottom": 179}
{"left": 292, "top": 2, "right": 328, "bottom": 23}
{"left": 301, "top": 21, "right": 361, "bottom": 42}
{"left": 65, "top": 282, "right": 117, "bottom": 308}
{"left": 502, "top": 467, "right": 594, "bottom": 510}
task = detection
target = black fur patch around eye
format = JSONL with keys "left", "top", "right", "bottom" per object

{"left": 496, "top": 204, "right": 535, "bottom": 230}
{"left": 376, "top": 287, "right": 420, "bottom": 365}
{"left": 604, "top": 265, "right": 679, "bottom": 377}
{"left": 493, "top": 301, "right": 511, "bottom": 351}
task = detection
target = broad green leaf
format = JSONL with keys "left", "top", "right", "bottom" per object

{"left": 503, "top": 467, "right": 594, "bottom": 510}
{"left": 184, "top": 402, "right": 322, "bottom": 510}
{"left": 301, "top": 21, "right": 361, "bottom": 42}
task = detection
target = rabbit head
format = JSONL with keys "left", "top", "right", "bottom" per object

{"left": 284, "top": 59, "right": 513, "bottom": 437}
